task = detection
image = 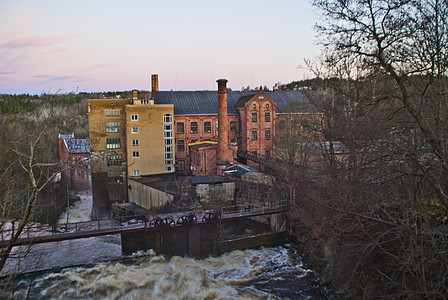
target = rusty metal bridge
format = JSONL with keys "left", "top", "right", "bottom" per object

{"left": 0, "top": 200, "right": 288, "bottom": 248}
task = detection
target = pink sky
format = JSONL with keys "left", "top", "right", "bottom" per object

{"left": 0, "top": 1, "right": 321, "bottom": 94}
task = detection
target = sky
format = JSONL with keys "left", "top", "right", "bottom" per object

{"left": 0, "top": 0, "right": 321, "bottom": 94}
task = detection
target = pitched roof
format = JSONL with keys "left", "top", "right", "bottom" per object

{"left": 154, "top": 91, "right": 319, "bottom": 115}
{"left": 64, "top": 139, "right": 90, "bottom": 154}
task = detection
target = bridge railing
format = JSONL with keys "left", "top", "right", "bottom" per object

{"left": 221, "top": 199, "right": 288, "bottom": 216}
{"left": 0, "top": 215, "right": 147, "bottom": 243}
{"left": 0, "top": 201, "right": 290, "bottom": 244}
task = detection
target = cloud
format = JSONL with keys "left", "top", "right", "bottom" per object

{"left": 0, "top": 35, "right": 74, "bottom": 49}
{"left": 33, "top": 74, "right": 90, "bottom": 85}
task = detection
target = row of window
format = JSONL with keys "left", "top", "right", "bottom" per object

{"left": 251, "top": 112, "right": 271, "bottom": 123}
{"left": 106, "top": 122, "right": 120, "bottom": 133}
{"left": 129, "top": 114, "right": 173, "bottom": 123}
{"left": 163, "top": 114, "right": 174, "bottom": 173}
{"left": 251, "top": 130, "right": 271, "bottom": 140}
{"left": 132, "top": 151, "right": 174, "bottom": 158}
{"left": 250, "top": 150, "right": 271, "bottom": 158}
{"left": 105, "top": 109, "right": 120, "bottom": 117}
{"left": 106, "top": 138, "right": 121, "bottom": 149}
{"left": 176, "top": 121, "right": 237, "bottom": 134}
{"left": 106, "top": 111, "right": 283, "bottom": 131}
{"left": 107, "top": 131, "right": 271, "bottom": 149}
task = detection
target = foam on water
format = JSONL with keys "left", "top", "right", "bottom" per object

{"left": 28, "top": 246, "right": 308, "bottom": 299}
{"left": 58, "top": 190, "right": 92, "bottom": 223}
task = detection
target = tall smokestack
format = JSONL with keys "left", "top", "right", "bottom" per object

{"left": 151, "top": 74, "right": 159, "bottom": 92}
{"left": 217, "top": 79, "right": 229, "bottom": 167}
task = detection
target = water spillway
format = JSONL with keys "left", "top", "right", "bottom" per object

{"left": 8, "top": 246, "right": 328, "bottom": 299}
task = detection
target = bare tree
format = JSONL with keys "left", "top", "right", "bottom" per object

{"left": 313, "top": 0, "right": 448, "bottom": 208}
{"left": 0, "top": 121, "right": 64, "bottom": 273}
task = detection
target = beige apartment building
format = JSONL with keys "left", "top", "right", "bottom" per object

{"left": 88, "top": 92, "right": 174, "bottom": 219}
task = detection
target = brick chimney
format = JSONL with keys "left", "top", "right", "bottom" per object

{"left": 151, "top": 74, "right": 159, "bottom": 92}
{"left": 132, "top": 89, "right": 138, "bottom": 100}
{"left": 217, "top": 79, "right": 229, "bottom": 171}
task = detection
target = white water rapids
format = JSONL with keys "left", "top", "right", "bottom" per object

{"left": 2, "top": 191, "right": 328, "bottom": 299}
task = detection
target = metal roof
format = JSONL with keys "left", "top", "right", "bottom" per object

{"left": 131, "top": 173, "right": 186, "bottom": 196}
{"left": 154, "top": 91, "right": 319, "bottom": 115}
{"left": 58, "top": 133, "right": 74, "bottom": 140}
{"left": 64, "top": 139, "right": 90, "bottom": 154}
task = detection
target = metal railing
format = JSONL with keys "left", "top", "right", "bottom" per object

{"left": 0, "top": 200, "right": 289, "bottom": 245}
{"left": 221, "top": 199, "right": 288, "bottom": 216}
{"left": 0, "top": 215, "right": 145, "bottom": 243}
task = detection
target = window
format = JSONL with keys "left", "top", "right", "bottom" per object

{"left": 176, "top": 160, "right": 185, "bottom": 172}
{"left": 131, "top": 127, "right": 139, "bottom": 134}
{"left": 251, "top": 151, "right": 258, "bottom": 156}
{"left": 133, "top": 170, "right": 140, "bottom": 176}
{"left": 164, "top": 114, "right": 172, "bottom": 123}
{"left": 131, "top": 114, "right": 138, "bottom": 121}
{"left": 279, "top": 120, "right": 286, "bottom": 130}
{"left": 204, "top": 122, "right": 211, "bottom": 133}
{"left": 265, "top": 130, "right": 270, "bottom": 140}
{"left": 132, "top": 151, "right": 139, "bottom": 158}
{"left": 252, "top": 112, "right": 257, "bottom": 122}
{"left": 291, "top": 120, "right": 298, "bottom": 131}
{"left": 165, "top": 153, "right": 173, "bottom": 159}
{"left": 178, "top": 140, "right": 185, "bottom": 151}
{"left": 132, "top": 139, "right": 139, "bottom": 146}
{"left": 265, "top": 112, "right": 271, "bottom": 122}
{"left": 165, "top": 160, "right": 173, "bottom": 166}
{"left": 165, "top": 146, "right": 173, "bottom": 152}
{"left": 164, "top": 124, "right": 172, "bottom": 131}
{"left": 105, "top": 109, "right": 120, "bottom": 117}
{"left": 230, "top": 121, "right": 236, "bottom": 132}
{"left": 252, "top": 131, "right": 258, "bottom": 140}
{"left": 106, "top": 138, "right": 120, "bottom": 149}
{"left": 177, "top": 122, "right": 184, "bottom": 134}
{"left": 164, "top": 139, "right": 172, "bottom": 145}
{"left": 108, "top": 171, "right": 124, "bottom": 184}
{"left": 106, "top": 122, "right": 120, "bottom": 133}
{"left": 165, "top": 166, "right": 173, "bottom": 172}
{"left": 107, "top": 154, "right": 122, "bottom": 166}
{"left": 164, "top": 131, "right": 172, "bottom": 138}
{"left": 265, "top": 150, "right": 271, "bottom": 158}
{"left": 191, "top": 122, "right": 198, "bottom": 134}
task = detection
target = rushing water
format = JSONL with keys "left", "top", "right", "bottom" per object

{"left": 2, "top": 191, "right": 329, "bottom": 299}
{"left": 7, "top": 246, "right": 327, "bottom": 299}
{"left": 58, "top": 190, "right": 93, "bottom": 223}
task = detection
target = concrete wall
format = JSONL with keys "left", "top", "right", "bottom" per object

{"left": 195, "top": 181, "right": 235, "bottom": 209}
{"left": 121, "top": 222, "right": 219, "bottom": 258}
{"left": 128, "top": 178, "right": 174, "bottom": 212}
{"left": 121, "top": 222, "right": 286, "bottom": 258}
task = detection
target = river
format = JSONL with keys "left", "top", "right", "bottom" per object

{"left": 2, "top": 191, "right": 329, "bottom": 299}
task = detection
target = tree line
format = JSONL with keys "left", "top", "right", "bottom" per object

{"left": 276, "top": 0, "right": 448, "bottom": 298}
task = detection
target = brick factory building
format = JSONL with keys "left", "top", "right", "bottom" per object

{"left": 58, "top": 133, "right": 91, "bottom": 190}
{"left": 87, "top": 75, "right": 322, "bottom": 218}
